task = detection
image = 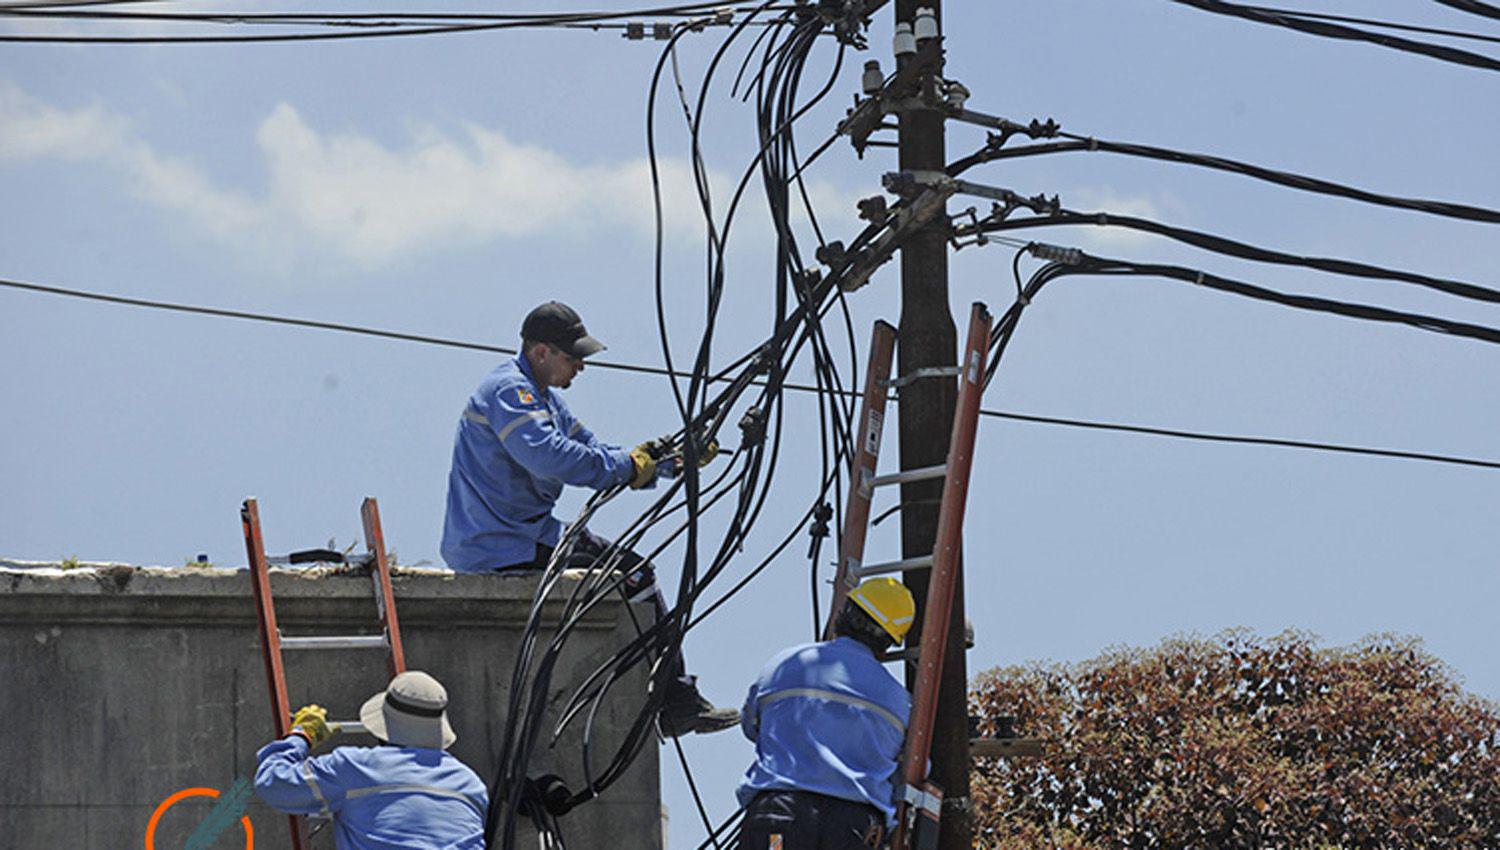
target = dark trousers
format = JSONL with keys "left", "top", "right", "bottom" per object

{"left": 740, "top": 790, "right": 886, "bottom": 850}
{"left": 500, "top": 528, "right": 688, "bottom": 682}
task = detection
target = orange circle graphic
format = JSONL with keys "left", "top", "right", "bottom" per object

{"left": 144, "top": 786, "right": 253, "bottom": 850}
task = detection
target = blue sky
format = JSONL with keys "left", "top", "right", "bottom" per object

{"left": 4, "top": 2, "right": 1500, "bottom": 848}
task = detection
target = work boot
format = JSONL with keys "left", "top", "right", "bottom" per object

{"left": 659, "top": 679, "right": 739, "bottom": 737}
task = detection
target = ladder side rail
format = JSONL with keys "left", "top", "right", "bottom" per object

{"left": 891, "top": 302, "right": 992, "bottom": 849}
{"left": 361, "top": 497, "right": 407, "bottom": 677}
{"left": 823, "top": 320, "right": 899, "bottom": 640}
{"left": 241, "top": 498, "right": 311, "bottom": 850}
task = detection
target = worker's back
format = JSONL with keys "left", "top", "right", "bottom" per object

{"left": 256, "top": 739, "right": 487, "bottom": 850}
{"left": 737, "top": 635, "right": 910, "bottom": 822}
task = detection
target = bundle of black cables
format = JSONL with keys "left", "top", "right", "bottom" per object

{"left": 482, "top": 3, "right": 900, "bottom": 847}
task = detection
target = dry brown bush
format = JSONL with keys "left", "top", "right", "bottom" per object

{"left": 969, "top": 631, "right": 1500, "bottom": 849}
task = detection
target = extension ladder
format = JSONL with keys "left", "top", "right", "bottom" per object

{"left": 242, "top": 496, "right": 408, "bottom": 850}
{"left": 822, "top": 302, "right": 993, "bottom": 850}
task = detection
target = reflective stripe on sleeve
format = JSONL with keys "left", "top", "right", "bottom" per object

{"left": 301, "top": 760, "right": 331, "bottom": 818}
{"left": 569, "top": 419, "right": 584, "bottom": 436}
{"left": 343, "top": 783, "right": 484, "bottom": 817}
{"left": 758, "top": 687, "right": 906, "bottom": 734}
{"left": 496, "top": 409, "right": 551, "bottom": 441}
{"left": 461, "top": 408, "right": 490, "bottom": 427}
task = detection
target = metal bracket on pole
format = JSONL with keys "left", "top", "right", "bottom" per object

{"left": 836, "top": 185, "right": 956, "bottom": 292}
{"left": 837, "top": 37, "right": 945, "bottom": 154}
{"left": 882, "top": 365, "right": 960, "bottom": 389}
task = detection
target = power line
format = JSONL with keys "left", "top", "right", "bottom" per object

{"left": 5, "top": 274, "right": 1498, "bottom": 473}
{"left": 1166, "top": 0, "right": 1500, "bottom": 74}
{"left": 963, "top": 203, "right": 1500, "bottom": 308}
{"left": 947, "top": 131, "right": 1500, "bottom": 228}
{"left": 1433, "top": 0, "right": 1500, "bottom": 24}
{"left": 0, "top": 1, "right": 779, "bottom": 43}
{"left": 0, "top": 4, "right": 793, "bottom": 31}
{"left": 1239, "top": 5, "right": 1500, "bottom": 45}
{"left": 978, "top": 408, "right": 1500, "bottom": 471}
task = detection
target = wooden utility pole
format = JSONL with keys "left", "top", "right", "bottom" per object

{"left": 893, "top": 2, "right": 971, "bottom": 848}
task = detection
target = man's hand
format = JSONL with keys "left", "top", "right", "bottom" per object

{"left": 629, "top": 441, "right": 661, "bottom": 489}
{"left": 289, "top": 704, "right": 336, "bottom": 748}
{"left": 665, "top": 438, "right": 719, "bottom": 477}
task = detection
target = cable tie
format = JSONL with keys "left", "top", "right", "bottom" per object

{"left": 1195, "top": 271, "right": 1206, "bottom": 286}
{"left": 1087, "top": 136, "right": 1098, "bottom": 151}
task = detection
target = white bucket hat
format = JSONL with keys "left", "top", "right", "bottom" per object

{"left": 359, "top": 670, "right": 456, "bottom": 750}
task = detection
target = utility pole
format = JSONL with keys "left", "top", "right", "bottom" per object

{"left": 893, "top": 2, "right": 971, "bottom": 848}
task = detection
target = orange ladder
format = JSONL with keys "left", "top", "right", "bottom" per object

{"left": 822, "top": 302, "right": 993, "bottom": 850}
{"left": 241, "top": 496, "right": 408, "bottom": 850}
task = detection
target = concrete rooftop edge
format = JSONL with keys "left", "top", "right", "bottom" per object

{"left": 0, "top": 559, "right": 627, "bottom": 628}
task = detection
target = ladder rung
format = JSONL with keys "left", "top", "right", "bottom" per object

{"left": 879, "top": 631, "right": 974, "bottom": 663}
{"left": 330, "top": 721, "right": 368, "bottom": 734}
{"left": 879, "top": 646, "right": 921, "bottom": 663}
{"left": 855, "top": 555, "right": 933, "bottom": 578}
{"left": 280, "top": 635, "right": 386, "bottom": 651}
{"left": 867, "top": 464, "right": 947, "bottom": 491}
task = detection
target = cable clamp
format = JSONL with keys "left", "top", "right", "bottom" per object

{"left": 808, "top": 502, "right": 833, "bottom": 539}
{"left": 1028, "top": 242, "right": 1083, "bottom": 265}
{"left": 882, "top": 365, "right": 961, "bottom": 389}
{"left": 899, "top": 784, "right": 942, "bottom": 817}
{"left": 948, "top": 206, "right": 988, "bottom": 251}
{"left": 1029, "top": 117, "right": 1061, "bottom": 138}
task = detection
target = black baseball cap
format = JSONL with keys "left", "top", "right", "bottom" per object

{"left": 521, "top": 301, "right": 606, "bottom": 358}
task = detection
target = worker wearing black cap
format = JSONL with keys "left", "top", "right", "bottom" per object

{"left": 441, "top": 301, "right": 737, "bottom": 736}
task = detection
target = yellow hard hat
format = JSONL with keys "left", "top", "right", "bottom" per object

{"left": 848, "top": 577, "right": 916, "bottom": 643}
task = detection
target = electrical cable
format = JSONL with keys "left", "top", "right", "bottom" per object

{"left": 0, "top": 1, "right": 775, "bottom": 43}
{"left": 0, "top": 4, "right": 790, "bottom": 24}
{"left": 1164, "top": 0, "right": 1500, "bottom": 74}
{"left": 1088, "top": 256, "right": 1500, "bottom": 344}
{"left": 979, "top": 408, "right": 1500, "bottom": 471}
{"left": 6, "top": 274, "right": 1497, "bottom": 471}
{"left": 1433, "top": 0, "right": 1500, "bottom": 23}
{"left": 483, "top": 5, "right": 876, "bottom": 845}
{"left": 1235, "top": 5, "right": 1500, "bottom": 44}
{"left": 964, "top": 205, "right": 1500, "bottom": 306}
{"left": 947, "top": 132, "right": 1500, "bottom": 229}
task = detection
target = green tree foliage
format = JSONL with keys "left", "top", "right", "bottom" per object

{"left": 969, "top": 631, "right": 1500, "bottom": 849}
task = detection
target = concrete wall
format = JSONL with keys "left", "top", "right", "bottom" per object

{"left": 0, "top": 559, "right": 661, "bottom": 849}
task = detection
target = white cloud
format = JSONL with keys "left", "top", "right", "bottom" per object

{"left": 0, "top": 79, "right": 858, "bottom": 270}
{"left": 1056, "top": 185, "right": 1183, "bottom": 253}
{"left": 0, "top": 82, "right": 124, "bottom": 160}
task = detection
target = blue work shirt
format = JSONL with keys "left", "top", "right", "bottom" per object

{"left": 737, "top": 636, "right": 911, "bottom": 825}
{"left": 254, "top": 736, "right": 488, "bottom": 850}
{"left": 441, "top": 354, "right": 635, "bottom": 571}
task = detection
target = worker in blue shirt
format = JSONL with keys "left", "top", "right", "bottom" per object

{"left": 737, "top": 578, "right": 916, "bottom": 849}
{"left": 254, "top": 670, "right": 488, "bottom": 850}
{"left": 441, "top": 300, "right": 736, "bottom": 736}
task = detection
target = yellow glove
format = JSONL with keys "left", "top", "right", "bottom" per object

{"left": 290, "top": 704, "right": 335, "bottom": 748}
{"left": 628, "top": 442, "right": 659, "bottom": 489}
{"left": 696, "top": 439, "right": 720, "bottom": 468}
